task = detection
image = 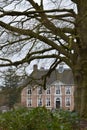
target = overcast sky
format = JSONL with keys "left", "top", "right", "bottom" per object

{"left": 0, "top": 0, "right": 75, "bottom": 85}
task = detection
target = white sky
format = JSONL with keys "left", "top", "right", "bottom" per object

{"left": 0, "top": 0, "right": 74, "bottom": 85}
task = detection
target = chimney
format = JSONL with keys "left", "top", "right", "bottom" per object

{"left": 33, "top": 64, "right": 38, "bottom": 71}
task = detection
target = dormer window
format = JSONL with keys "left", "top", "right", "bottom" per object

{"left": 58, "top": 63, "right": 64, "bottom": 73}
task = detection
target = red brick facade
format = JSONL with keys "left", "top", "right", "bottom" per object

{"left": 21, "top": 81, "right": 74, "bottom": 111}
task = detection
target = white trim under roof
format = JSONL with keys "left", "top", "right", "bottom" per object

{"left": 51, "top": 80, "right": 64, "bottom": 86}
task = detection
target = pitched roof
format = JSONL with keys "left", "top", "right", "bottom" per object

{"left": 20, "top": 65, "right": 74, "bottom": 89}
{"left": 28, "top": 66, "right": 74, "bottom": 86}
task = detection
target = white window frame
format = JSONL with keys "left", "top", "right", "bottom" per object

{"left": 46, "top": 87, "right": 50, "bottom": 95}
{"left": 55, "top": 85, "right": 61, "bottom": 95}
{"left": 65, "top": 97, "right": 71, "bottom": 107}
{"left": 46, "top": 97, "right": 51, "bottom": 107}
{"left": 37, "top": 97, "right": 43, "bottom": 107}
{"left": 65, "top": 86, "right": 71, "bottom": 95}
{"left": 37, "top": 87, "right": 42, "bottom": 95}
{"left": 27, "top": 87, "right": 32, "bottom": 95}
{"left": 27, "top": 98, "right": 32, "bottom": 107}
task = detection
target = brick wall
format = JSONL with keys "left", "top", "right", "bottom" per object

{"left": 21, "top": 81, "right": 74, "bottom": 111}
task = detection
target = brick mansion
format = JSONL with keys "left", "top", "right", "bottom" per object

{"left": 21, "top": 64, "right": 75, "bottom": 111}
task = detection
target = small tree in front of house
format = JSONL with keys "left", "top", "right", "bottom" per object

{"left": 3, "top": 67, "right": 20, "bottom": 108}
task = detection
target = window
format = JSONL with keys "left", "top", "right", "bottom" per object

{"left": 38, "top": 87, "right": 42, "bottom": 94}
{"left": 56, "top": 86, "right": 61, "bottom": 94}
{"left": 66, "top": 97, "right": 70, "bottom": 107}
{"left": 27, "top": 98, "right": 32, "bottom": 107}
{"left": 27, "top": 87, "right": 32, "bottom": 95}
{"left": 58, "top": 64, "right": 64, "bottom": 73}
{"left": 46, "top": 87, "right": 50, "bottom": 94}
{"left": 38, "top": 98, "right": 42, "bottom": 106}
{"left": 46, "top": 97, "right": 51, "bottom": 106}
{"left": 66, "top": 86, "right": 71, "bottom": 95}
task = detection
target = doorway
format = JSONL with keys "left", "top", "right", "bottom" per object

{"left": 56, "top": 98, "right": 60, "bottom": 109}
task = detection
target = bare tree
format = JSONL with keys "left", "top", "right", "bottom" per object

{"left": 0, "top": 0, "right": 87, "bottom": 117}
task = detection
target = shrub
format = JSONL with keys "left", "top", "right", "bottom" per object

{"left": 0, "top": 107, "right": 80, "bottom": 130}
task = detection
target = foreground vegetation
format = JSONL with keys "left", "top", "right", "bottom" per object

{"left": 0, "top": 107, "right": 80, "bottom": 130}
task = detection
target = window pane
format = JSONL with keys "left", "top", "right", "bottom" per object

{"left": 46, "top": 98, "right": 50, "bottom": 106}
{"left": 38, "top": 87, "right": 42, "bottom": 94}
{"left": 38, "top": 98, "right": 42, "bottom": 106}
{"left": 66, "top": 87, "right": 71, "bottom": 94}
{"left": 28, "top": 88, "right": 32, "bottom": 94}
{"left": 27, "top": 98, "right": 32, "bottom": 107}
{"left": 56, "top": 86, "right": 60, "bottom": 94}
{"left": 66, "top": 98, "right": 70, "bottom": 106}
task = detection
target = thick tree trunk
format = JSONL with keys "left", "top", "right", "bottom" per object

{"left": 73, "top": 0, "right": 87, "bottom": 118}
{"left": 73, "top": 47, "right": 87, "bottom": 118}
{"left": 74, "top": 66, "right": 87, "bottom": 118}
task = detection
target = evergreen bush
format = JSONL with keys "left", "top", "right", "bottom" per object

{"left": 0, "top": 107, "right": 80, "bottom": 130}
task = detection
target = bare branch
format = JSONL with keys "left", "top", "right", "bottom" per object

{"left": 0, "top": 9, "right": 76, "bottom": 18}
{"left": 0, "top": 21, "right": 72, "bottom": 59}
